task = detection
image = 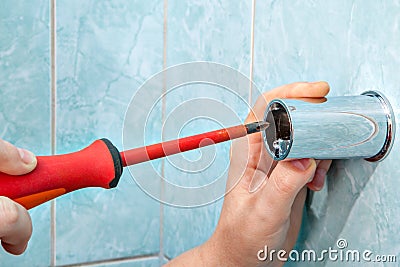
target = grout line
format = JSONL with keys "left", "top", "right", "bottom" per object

{"left": 56, "top": 254, "right": 159, "bottom": 267}
{"left": 50, "top": 0, "right": 57, "bottom": 265}
{"left": 249, "top": 0, "right": 256, "bottom": 106}
{"left": 50, "top": 201, "right": 56, "bottom": 266}
{"left": 163, "top": 0, "right": 168, "bottom": 72}
{"left": 159, "top": 0, "right": 168, "bottom": 263}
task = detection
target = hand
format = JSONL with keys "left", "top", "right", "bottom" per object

{"left": 0, "top": 139, "right": 37, "bottom": 255}
{"left": 204, "top": 82, "right": 331, "bottom": 266}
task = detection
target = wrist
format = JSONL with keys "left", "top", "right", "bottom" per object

{"left": 196, "top": 238, "right": 224, "bottom": 266}
{"left": 165, "top": 234, "right": 229, "bottom": 266}
{"left": 200, "top": 226, "right": 243, "bottom": 266}
{"left": 205, "top": 222, "right": 287, "bottom": 267}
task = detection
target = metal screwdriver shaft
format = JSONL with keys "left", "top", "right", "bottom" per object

{"left": 120, "top": 121, "right": 270, "bottom": 167}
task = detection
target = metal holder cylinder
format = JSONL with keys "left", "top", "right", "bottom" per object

{"left": 263, "top": 91, "right": 395, "bottom": 161}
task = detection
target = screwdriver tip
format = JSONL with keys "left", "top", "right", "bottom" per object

{"left": 245, "top": 121, "right": 270, "bottom": 134}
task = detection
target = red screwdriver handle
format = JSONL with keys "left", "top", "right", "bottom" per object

{"left": 0, "top": 139, "right": 123, "bottom": 210}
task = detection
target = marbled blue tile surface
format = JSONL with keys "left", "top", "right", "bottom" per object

{"left": 254, "top": 1, "right": 400, "bottom": 266}
{"left": 2, "top": 0, "right": 400, "bottom": 266}
{"left": 55, "top": 0, "right": 163, "bottom": 265}
{"left": 0, "top": 1, "right": 50, "bottom": 266}
{"left": 162, "top": 0, "right": 252, "bottom": 259}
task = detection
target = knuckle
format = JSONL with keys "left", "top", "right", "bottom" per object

{"left": 259, "top": 200, "right": 291, "bottom": 230}
{"left": 0, "top": 140, "right": 19, "bottom": 172}
{"left": 0, "top": 196, "right": 20, "bottom": 226}
{"left": 272, "top": 171, "right": 296, "bottom": 196}
{"left": 0, "top": 141, "right": 11, "bottom": 163}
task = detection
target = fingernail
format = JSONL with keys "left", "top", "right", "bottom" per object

{"left": 290, "top": 158, "right": 311, "bottom": 171}
{"left": 18, "top": 148, "right": 36, "bottom": 165}
{"left": 315, "top": 168, "right": 327, "bottom": 179}
{"left": 314, "top": 169, "right": 327, "bottom": 190}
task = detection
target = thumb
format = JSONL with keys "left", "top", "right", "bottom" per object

{"left": 261, "top": 158, "right": 317, "bottom": 220}
{"left": 0, "top": 196, "right": 32, "bottom": 255}
{"left": 0, "top": 139, "right": 37, "bottom": 175}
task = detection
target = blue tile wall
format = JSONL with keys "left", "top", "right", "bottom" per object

{"left": 55, "top": 0, "right": 163, "bottom": 265}
{"left": 2, "top": 1, "right": 400, "bottom": 266}
{"left": 0, "top": 1, "right": 51, "bottom": 266}
{"left": 162, "top": 0, "right": 252, "bottom": 259}
{"left": 254, "top": 1, "right": 400, "bottom": 267}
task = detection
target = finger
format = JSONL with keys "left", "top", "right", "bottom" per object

{"left": 246, "top": 81, "right": 330, "bottom": 123}
{"left": 307, "top": 160, "right": 332, "bottom": 191}
{"left": 228, "top": 136, "right": 271, "bottom": 191}
{"left": 293, "top": 97, "right": 327, "bottom": 103}
{"left": 260, "top": 158, "right": 317, "bottom": 224}
{"left": 246, "top": 159, "right": 277, "bottom": 192}
{"left": 0, "top": 139, "right": 37, "bottom": 175}
{"left": 284, "top": 187, "right": 307, "bottom": 250}
{"left": 0, "top": 197, "right": 32, "bottom": 255}
{"left": 268, "top": 81, "right": 330, "bottom": 100}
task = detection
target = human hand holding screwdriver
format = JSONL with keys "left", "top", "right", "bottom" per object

{"left": 0, "top": 139, "right": 36, "bottom": 255}
{"left": 167, "top": 81, "right": 332, "bottom": 266}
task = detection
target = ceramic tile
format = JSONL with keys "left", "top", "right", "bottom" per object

{"left": 162, "top": 0, "right": 252, "bottom": 259}
{"left": 55, "top": 0, "right": 163, "bottom": 265}
{"left": 254, "top": 1, "right": 400, "bottom": 266}
{"left": 166, "top": 0, "right": 251, "bottom": 71}
{"left": 0, "top": 0, "right": 50, "bottom": 266}
{"left": 254, "top": 0, "right": 358, "bottom": 94}
{"left": 163, "top": 200, "right": 223, "bottom": 259}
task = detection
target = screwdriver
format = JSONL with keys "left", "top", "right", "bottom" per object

{"left": 0, "top": 121, "right": 269, "bottom": 210}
